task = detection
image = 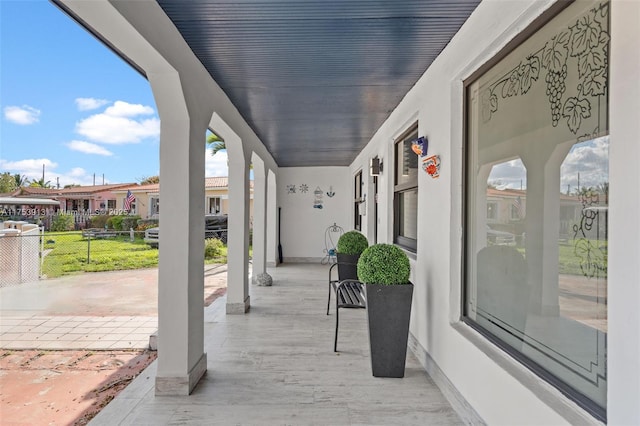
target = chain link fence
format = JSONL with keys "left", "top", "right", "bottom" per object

{"left": 0, "top": 225, "right": 229, "bottom": 287}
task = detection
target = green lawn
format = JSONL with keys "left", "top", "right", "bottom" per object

{"left": 42, "top": 232, "right": 159, "bottom": 278}
{"left": 42, "top": 232, "right": 229, "bottom": 277}
{"left": 514, "top": 238, "right": 607, "bottom": 278}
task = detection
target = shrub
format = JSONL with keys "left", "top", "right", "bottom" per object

{"left": 50, "top": 213, "right": 74, "bottom": 232}
{"left": 121, "top": 215, "right": 141, "bottom": 231}
{"left": 136, "top": 222, "right": 158, "bottom": 232}
{"left": 89, "top": 214, "right": 109, "bottom": 229}
{"left": 204, "top": 238, "right": 224, "bottom": 259}
{"left": 136, "top": 219, "right": 158, "bottom": 232}
{"left": 336, "top": 230, "right": 369, "bottom": 255}
{"left": 357, "top": 244, "right": 411, "bottom": 285}
{"left": 107, "top": 215, "right": 124, "bottom": 230}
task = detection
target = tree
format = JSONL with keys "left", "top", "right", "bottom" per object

{"left": 206, "top": 132, "right": 225, "bottom": 156}
{"left": 64, "top": 184, "right": 81, "bottom": 188}
{"left": 0, "top": 172, "right": 17, "bottom": 193}
{"left": 139, "top": 175, "right": 159, "bottom": 185}
{"left": 14, "top": 173, "right": 29, "bottom": 187}
{"left": 30, "top": 177, "right": 53, "bottom": 188}
{"left": 206, "top": 132, "right": 252, "bottom": 169}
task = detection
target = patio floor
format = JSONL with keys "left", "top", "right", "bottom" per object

{"left": 91, "top": 263, "right": 463, "bottom": 425}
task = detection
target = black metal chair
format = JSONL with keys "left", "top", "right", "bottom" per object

{"left": 326, "top": 261, "right": 358, "bottom": 315}
{"left": 332, "top": 279, "right": 366, "bottom": 352}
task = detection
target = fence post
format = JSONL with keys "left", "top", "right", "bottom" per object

{"left": 87, "top": 233, "right": 91, "bottom": 263}
{"left": 39, "top": 226, "right": 44, "bottom": 278}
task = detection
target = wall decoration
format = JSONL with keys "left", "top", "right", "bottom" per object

{"left": 422, "top": 155, "right": 441, "bottom": 179}
{"left": 287, "top": 184, "right": 296, "bottom": 194}
{"left": 479, "top": 1, "right": 609, "bottom": 138}
{"left": 326, "top": 186, "right": 335, "bottom": 198}
{"left": 299, "top": 184, "right": 309, "bottom": 193}
{"left": 411, "top": 136, "right": 428, "bottom": 157}
{"left": 313, "top": 186, "right": 324, "bottom": 209}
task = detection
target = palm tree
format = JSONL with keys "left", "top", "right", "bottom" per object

{"left": 14, "top": 173, "right": 29, "bottom": 187}
{"left": 206, "top": 132, "right": 225, "bottom": 156}
{"left": 206, "top": 132, "right": 252, "bottom": 169}
{"left": 30, "top": 177, "right": 53, "bottom": 188}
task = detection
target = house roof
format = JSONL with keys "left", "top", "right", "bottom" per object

{"left": 113, "top": 183, "right": 160, "bottom": 193}
{"left": 487, "top": 187, "right": 582, "bottom": 202}
{"left": 486, "top": 188, "right": 525, "bottom": 198}
{"left": 14, "top": 183, "right": 135, "bottom": 198}
{"left": 113, "top": 177, "right": 254, "bottom": 193}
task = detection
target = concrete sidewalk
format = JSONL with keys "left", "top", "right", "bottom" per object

{"left": 0, "top": 265, "right": 227, "bottom": 350}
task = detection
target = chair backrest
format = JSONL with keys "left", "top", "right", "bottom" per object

{"left": 476, "top": 245, "right": 529, "bottom": 332}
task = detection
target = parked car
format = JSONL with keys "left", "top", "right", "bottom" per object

{"left": 144, "top": 214, "right": 228, "bottom": 248}
{"left": 486, "top": 225, "right": 516, "bottom": 246}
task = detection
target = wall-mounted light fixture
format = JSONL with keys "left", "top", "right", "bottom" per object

{"left": 370, "top": 157, "right": 383, "bottom": 176}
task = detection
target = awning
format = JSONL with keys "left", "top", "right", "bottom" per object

{"left": 0, "top": 197, "right": 62, "bottom": 206}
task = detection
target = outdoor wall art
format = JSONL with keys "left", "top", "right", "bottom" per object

{"left": 411, "top": 136, "right": 428, "bottom": 157}
{"left": 313, "top": 186, "right": 323, "bottom": 209}
{"left": 326, "top": 186, "right": 335, "bottom": 197}
{"left": 422, "top": 155, "right": 441, "bottom": 179}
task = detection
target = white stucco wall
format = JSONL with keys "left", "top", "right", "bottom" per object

{"left": 351, "top": 0, "right": 639, "bottom": 424}
{"left": 277, "top": 167, "right": 351, "bottom": 262}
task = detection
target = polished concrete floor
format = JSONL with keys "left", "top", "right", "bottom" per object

{"left": 91, "top": 263, "right": 462, "bottom": 425}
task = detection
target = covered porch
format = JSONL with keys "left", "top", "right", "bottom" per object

{"left": 89, "top": 263, "right": 465, "bottom": 425}
{"left": 50, "top": 0, "right": 640, "bottom": 424}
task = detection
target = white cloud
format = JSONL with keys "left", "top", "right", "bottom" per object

{"left": 75, "top": 100, "right": 160, "bottom": 144}
{"left": 66, "top": 140, "right": 114, "bottom": 156}
{"left": 485, "top": 136, "right": 610, "bottom": 192}
{"left": 4, "top": 105, "right": 41, "bottom": 125}
{"left": 0, "top": 158, "right": 100, "bottom": 187}
{"left": 0, "top": 158, "right": 58, "bottom": 178}
{"left": 75, "top": 97, "right": 109, "bottom": 111}
{"left": 69, "top": 167, "right": 87, "bottom": 178}
{"left": 488, "top": 158, "right": 526, "bottom": 189}
{"left": 560, "top": 136, "right": 609, "bottom": 190}
{"left": 104, "top": 101, "right": 154, "bottom": 117}
{"left": 205, "top": 151, "right": 229, "bottom": 177}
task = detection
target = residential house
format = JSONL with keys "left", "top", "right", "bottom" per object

{"left": 11, "top": 183, "right": 135, "bottom": 213}
{"left": 111, "top": 177, "right": 254, "bottom": 221}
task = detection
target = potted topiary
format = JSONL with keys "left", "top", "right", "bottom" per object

{"left": 327, "top": 230, "right": 369, "bottom": 315}
{"left": 335, "top": 230, "right": 369, "bottom": 279}
{"left": 357, "top": 243, "right": 413, "bottom": 378}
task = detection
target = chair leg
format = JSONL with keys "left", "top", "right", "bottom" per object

{"left": 327, "top": 282, "right": 331, "bottom": 315}
{"left": 334, "top": 299, "right": 339, "bottom": 352}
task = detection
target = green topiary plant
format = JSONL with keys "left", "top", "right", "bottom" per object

{"left": 357, "top": 243, "right": 410, "bottom": 285}
{"left": 336, "top": 230, "right": 369, "bottom": 255}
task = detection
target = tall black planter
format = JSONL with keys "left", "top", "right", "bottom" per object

{"left": 336, "top": 253, "right": 359, "bottom": 280}
{"left": 365, "top": 282, "right": 414, "bottom": 378}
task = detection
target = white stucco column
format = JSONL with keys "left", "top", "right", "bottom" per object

{"left": 148, "top": 71, "right": 211, "bottom": 395}
{"left": 226, "top": 136, "right": 251, "bottom": 314}
{"left": 609, "top": 1, "right": 640, "bottom": 423}
{"left": 521, "top": 143, "right": 571, "bottom": 317}
{"left": 251, "top": 156, "right": 271, "bottom": 285}
{"left": 266, "top": 170, "right": 279, "bottom": 267}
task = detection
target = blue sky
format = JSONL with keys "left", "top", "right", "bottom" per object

{"left": 0, "top": 0, "right": 228, "bottom": 188}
